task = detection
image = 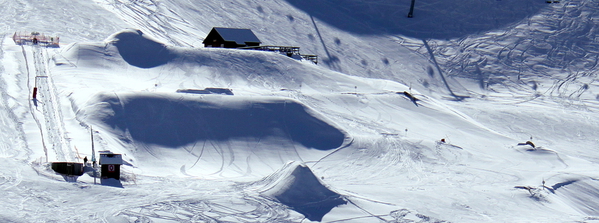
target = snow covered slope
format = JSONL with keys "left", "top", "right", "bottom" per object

{"left": 91, "top": 0, "right": 599, "bottom": 99}
{"left": 0, "top": 0, "right": 598, "bottom": 222}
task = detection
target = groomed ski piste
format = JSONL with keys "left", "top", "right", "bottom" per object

{"left": 1, "top": 0, "right": 599, "bottom": 222}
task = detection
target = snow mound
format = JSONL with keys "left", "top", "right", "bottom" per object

{"left": 105, "top": 29, "right": 175, "bottom": 68}
{"left": 553, "top": 178, "right": 599, "bottom": 215}
{"left": 256, "top": 161, "right": 346, "bottom": 221}
{"left": 79, "top": 92, "right": 346, "bottom": 150}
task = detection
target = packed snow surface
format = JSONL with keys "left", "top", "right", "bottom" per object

{"left": 1, "top": 0, "right": 599, "bottom": 222}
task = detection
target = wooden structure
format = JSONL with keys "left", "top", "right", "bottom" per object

{"left": 13, "top": 31, "right": 60, "bottom": 47}
{"left": 99, "top": 153, "right": 122, "bottom": 180}
{"left": 240, "top": 45, "right": 319, "bottom": 64}
{"left": 241, "top": 45, "right": 300, "bottom": 56}
{"left": 51, "top": 162, "right": 84, "bottom": 176}
{"left": 203, "top": 27, "right": 261, "bottom": 48}
{"left": 300, "top": 54, "right": 319, "bottom": 64}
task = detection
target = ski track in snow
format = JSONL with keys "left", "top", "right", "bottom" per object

{"left": 93, "top": 0, "right": 203, "bottom": 47}
{"left": 117, "top": 194, "right": 297, "bottom": 222}
{"left": 410, "top": 0, "right": 599, "bottom": 108}
{"left": 0, "top": 36, "right": 24, "bottom": 159}
{"left": 27, "top": 45, "right": 74, "bottom": 162}
{"left": 0, "top": 36, "right": 34, "bottom": 203}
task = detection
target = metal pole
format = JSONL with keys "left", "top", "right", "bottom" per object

{"left": 91, "top": 126, "right": 96, "bottom": 184}
{"left": 91, "top": 126, "right": 95, "bottom": 165}
{"left": 408, "top": 0, "right": 416, "bottom": 18}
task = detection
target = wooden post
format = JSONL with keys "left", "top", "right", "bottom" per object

{"left": 408, "top": 0, "right": 416, "bottom": 18}
{"left": 32, "top": 87, "right": 38, "bottom": 99}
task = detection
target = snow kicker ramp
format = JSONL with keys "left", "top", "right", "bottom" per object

{"left": 253, "top": 161, "right": 346, "bottom": 222}
{"left": 85, "top": 93, "right": 344, "bottom": 150}
{"left": 108, "top": 29, "right": 175, "bottom": 68}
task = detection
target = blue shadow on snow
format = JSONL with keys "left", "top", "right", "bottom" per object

{"left": 284, "top": 0, "right": 548, "bottom": 39}
{"left": 96, "top": 94, "right": 345, "bottom": 150}
{"left": 274, "top": 165, "right": 347, "bottom": 221}
{"left": 111, "top": 30, "right": 175, "bottom": 68}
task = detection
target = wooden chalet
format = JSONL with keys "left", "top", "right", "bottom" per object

{"left": 203, "top": 27, "right": 261, "bottom": 48}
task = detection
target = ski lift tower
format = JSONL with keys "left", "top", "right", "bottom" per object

{"left": 408, "top": 0, "right": 416, "bottom": 18}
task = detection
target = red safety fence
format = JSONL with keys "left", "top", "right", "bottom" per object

{"left": 13, "top": 31, "right": 60, "bottom": 47}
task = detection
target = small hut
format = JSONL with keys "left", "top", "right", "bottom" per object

{"left": 100, "top": 152, "right": 123, "bottom": 180}
{"left": 203, "top": 27, "right": 261, "bottom": 48}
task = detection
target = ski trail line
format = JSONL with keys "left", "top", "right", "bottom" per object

{"left": 31, "top": 46, "right": 74, "bottom": 162}
{"left": 309, "top": 137, "right": 354, "bottom": 168}
{"left": 22, "top": 45, "right": 49, "bottom": 162}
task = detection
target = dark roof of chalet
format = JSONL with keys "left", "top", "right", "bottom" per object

{"left": 205, "top": 27, "right": 261, "bottom": 45}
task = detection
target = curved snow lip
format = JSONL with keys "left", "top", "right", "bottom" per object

{"left": 285, "top": 0, "right": 548, "bottom": 39}
{"left": 255, "top": 161, "right": 347, "bottom": 221}
{"left": 81, "top": 92, "right": 346, "bottom": 150}
{"left": 106, "top": 29, "right": 175, "bottom": 68}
